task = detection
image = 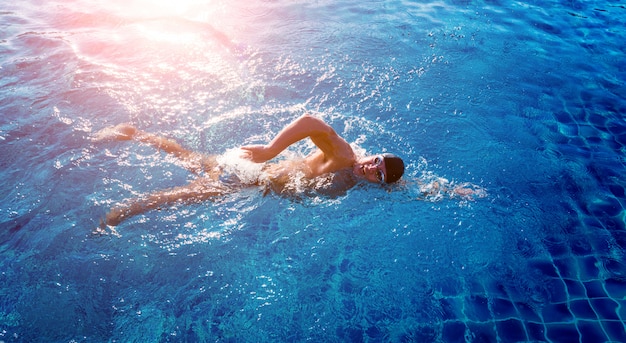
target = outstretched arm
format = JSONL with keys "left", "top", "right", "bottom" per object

{"left": 240, "top": 114, "right": 342, "bottom": 162}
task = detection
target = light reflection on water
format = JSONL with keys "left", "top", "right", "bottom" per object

{"left": 10, "top": 0, "right": 626, "bottom": 340}
{"left": 2, "top": 0, "right": 487, "bottom": 246}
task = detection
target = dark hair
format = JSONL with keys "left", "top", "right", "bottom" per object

{"left": 382, "top": 153, "right": 404, "bottom": 183}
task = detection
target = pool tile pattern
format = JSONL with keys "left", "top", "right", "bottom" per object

{"left": 431, "top": 233, "right": 626, "bottom": 342}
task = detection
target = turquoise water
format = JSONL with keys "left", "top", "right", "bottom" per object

{"left": 1, "top": 0, "right": 625, "bottom": 341}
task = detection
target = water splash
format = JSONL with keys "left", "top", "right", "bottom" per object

{"left": 216, "top": 148, "right": 266, "bottom": 185}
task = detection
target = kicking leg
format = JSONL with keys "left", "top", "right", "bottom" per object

{"left": 93, "top": 124, "right": 219, "bottom": 175}
{"left": 95, "top": 177, "right": 228, "bottom": 234}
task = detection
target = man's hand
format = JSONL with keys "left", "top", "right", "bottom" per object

{"left": 240, "top": 145, "right": 276, "bottom": 163}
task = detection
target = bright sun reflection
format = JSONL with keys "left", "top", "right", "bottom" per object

{"left": 67, "top": 0, "right": 249, "bottom": 125}
{"left": 114, "top": 0, "right": 218, "bottom": 18}
{"left": 106, "top": 0, "right": 228, "bottom": 44}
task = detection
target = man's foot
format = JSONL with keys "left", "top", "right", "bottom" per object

{"left": 92, "top": 124, "right": 137, "bottom": 142}
{"left": 92, "top": 218, "right": 121, "bottom": 237}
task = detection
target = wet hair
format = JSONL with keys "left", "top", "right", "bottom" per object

{"left": 382, "top": 153, "right": 404, "bottom": 183}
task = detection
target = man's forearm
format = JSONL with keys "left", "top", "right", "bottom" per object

{"left": 240, "top": 114, "right": 339, "bottom": 163}
{"left": 266, "top": 114, "right": 333, "bottom": 156}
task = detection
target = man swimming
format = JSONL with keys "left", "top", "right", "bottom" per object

{"left": 93, "top": 114, "right": 405, "bottom": 233}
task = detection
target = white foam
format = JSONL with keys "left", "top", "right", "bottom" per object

{"left": 215, "top": 148, "right": 266, "bottom": 184}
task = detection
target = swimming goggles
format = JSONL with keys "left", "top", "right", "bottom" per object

{"left": 373, "top": 155, "right": 386, "bottom": 184}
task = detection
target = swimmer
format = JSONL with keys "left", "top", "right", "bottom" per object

{"left": 93, "top": 114, "right": 405, "bottom": 234}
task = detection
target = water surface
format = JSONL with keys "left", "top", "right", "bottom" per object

{"left": 1, "top": 0, "right": 625, "bottom": 342}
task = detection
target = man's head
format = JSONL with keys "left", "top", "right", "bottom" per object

{"left": 353, "top": 153, "right": 405, "bottom": 184}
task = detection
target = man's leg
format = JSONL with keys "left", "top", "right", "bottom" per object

{"left": 93, "top": 124, "right": 218, "bottom": 175}
{"left": 96, "top": 177, "right": 228, "bottom": 234}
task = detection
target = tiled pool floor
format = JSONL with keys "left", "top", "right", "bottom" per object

{"left": 433, "top": 223, "right": 626, "bottom": 342}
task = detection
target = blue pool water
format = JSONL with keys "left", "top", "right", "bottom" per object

{"left": 1, "top": 0, "right": 625, "bottom": 341}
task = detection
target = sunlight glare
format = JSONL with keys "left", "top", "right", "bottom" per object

{"left": 111, "top": 0, "right": 226, "bottom": 44}
{"left": 116, "top": 0, "right": 218, "bottom": 18}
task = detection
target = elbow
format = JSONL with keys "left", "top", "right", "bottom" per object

{"left": 298, "top": 114, "right": 333, "bottom": 134}
{"left": 298, "top": 114, "right": 317, "bottom": 124}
